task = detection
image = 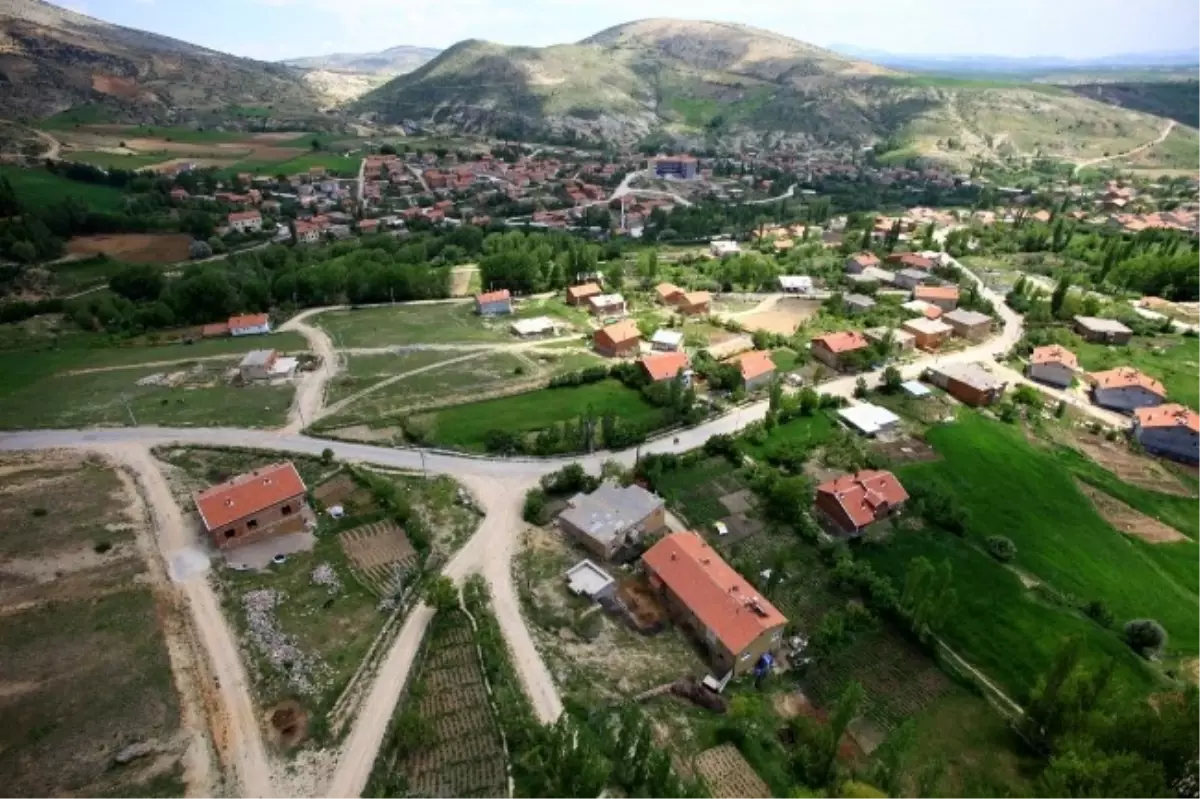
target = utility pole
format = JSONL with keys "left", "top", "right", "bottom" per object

{"left": 418, "top": 448, "right": 427, "bottom": 477}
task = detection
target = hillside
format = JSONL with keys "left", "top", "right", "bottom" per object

{"left": 0, "top": 0, "right": 323, "bottom": 122}
{"left": 283, "top": 45, "right": 441, "bottom": 76}
{"left": 354, "top": 18, "right": 1190, "bottom": 168}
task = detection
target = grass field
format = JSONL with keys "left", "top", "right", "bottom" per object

{"left": 0, "top": 165, "right": 128, "bottom": 212}
{"left": 1073, "top": 333, "right": 1199, "bottom": 410}
{"left": 888, "top": 413, "right": 1196, "bottom": 691}
{"left": 0, "top": 454, "right": 184, "bottom": 797}
{"left": 318, "top": 303, "right": 511, "bottom": 347}
{"left": 62, "top": 151, "right": 170, "bottom": 170}
{"left": 326, "top": 350, "right": 457, "bottom": 405}
{"left": 739, "top": 411, "right": 836, "bottom": 463}
{"left": 415, "top": 379, "right": 664, "bottom": 450}
{"left": 257, "top": 153, "right": 361, "bottom": 177}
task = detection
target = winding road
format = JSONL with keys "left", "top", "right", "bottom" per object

{"left": 0, "top": 256, "right": 1124, "bottom": 798}
{"left": 1073, "top": 119, "right": 1176, "bottom": 174}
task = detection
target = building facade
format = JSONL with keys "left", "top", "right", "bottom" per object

{"left": 193, "top": 462, "right": 309, "bottom": 550}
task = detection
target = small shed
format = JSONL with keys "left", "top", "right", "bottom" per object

{"left": 837, "top": 403, "right": 901, "bottom": 437}
{"left": 901, "top": 380, "right": 931, "bottom": 397}
{"left": 565, "top": 560, "right": 616, "bottom": 599}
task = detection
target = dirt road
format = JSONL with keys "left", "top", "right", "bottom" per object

{"left": 113, "top": 446, "right": 275, "bottom": 799}
{"left": 281, "top": 308, "right": 340, "bottom": 433}
{"left": 1074, "top": 120, "right": 1176, "bottom": 173}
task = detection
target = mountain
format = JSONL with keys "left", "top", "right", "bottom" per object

{"left": 352, "top": 18, "right": 1187, "bottom": 169}
{"left": 0, "top": 0, "right": 322, "bottom": 122}
{"left": 282, "top": 45, "right": 441, "bottom": 76}
{"left": 828, "top": 44, "right": 1200, "bottom": 76}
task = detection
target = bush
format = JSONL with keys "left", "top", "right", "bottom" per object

{"left": 1083, "top": 599, "right": 1114, "bottom": 628}
{"left": 522, "top": 488, "right": 548, "bottom": 525}
{"left": 985, "top": 535, "right": 1017, "bottom": 562}
{"left": 31, "top": 507, "right": 48, "bottom": 517}
{"left": 1124, "top": 618, "right": 1167, "bottom": 658}
{"left": 320, "top": 448, "right": 335, "bottom": 465}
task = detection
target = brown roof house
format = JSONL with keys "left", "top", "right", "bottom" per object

{"left": 558, "top": 482, "right": 666, "bottom": 561}
{"left": 677, "top": 291, "right": 712, "bottom": 316}
{"left": 642, "top": 531, "right": 787, "bottom": 675}
{"left": 1089, "top": 367, "right": 1167, "bottom": 412}
{"left": 913, "top": 285, "right": 960, "bottom": 311}
{"left": 844, "top": 252, "right": 881, "bottom": 273}
{"left": 1027, "top": 345, "right": 1078, "bottom": 388}
{"left": 811, "top": 331, "right": 870, "bottom": 370}
{"left": 655, "top": 282, "right": 685, "bottom": 305}
{"left": 926, "top": 362, "right": 1006, "bottom": 406}
{"left": 567, "top": 282, "right": 603, "bottom": 306}
{"left": 193, "top": 463, "right": 310, "bottom": 550}
{"left": 729, "top": 350, "right": 777, "bottom": 391}
{"left": 640, "top": 352, "right": 690, "bottom": 383}
{"left": 901, "top": 317, "right": 953, "bottom": 351}
{"left": 475, "top": 288, "right": 513, "bottom": 316}
{"left": 942, "top": 308, "right": 992, "bottom": 341}
{"left": 815, "top": 469, "right": 909, "bottom": 537}
{"left": 1133, "top": 404, "right": 1199, "bottom": 464}
{"left": 594, "top": 319, "right": 641, "bottom": 357}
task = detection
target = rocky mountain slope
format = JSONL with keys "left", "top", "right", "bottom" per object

{"left": 283, "top": 45, "right": 441, "bottom": 76}
{"left": 354, "top": 18, "right": 1184, "bottom": 166}
{"left": 0, "top": 0, "right": 322, "bottom": 121}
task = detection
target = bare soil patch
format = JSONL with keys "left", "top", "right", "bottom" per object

{"left": 66, "top": 233, "right": 192, "bottom": 265}
{"left": 265, "top": 699, "right": 308, "bottom": 748}
{"left": 148, "top": 156, "right": 239, "bottom": 172}
{"left": 1065, "top": 431, "right": 1195, "bottom": 497}
{"left": 1075, "top": 479, "right": 1188, "bottom": 543}
{"left": 325, "top": 425, "right": 402, "bottom": 444}
{"left": 694, "top": 743, "right": 772, "bottom": 798}
{"left": 739, "top": 299, "right": 821, "bottom": 335}
{"left": 91, "top": 74, "right": 142, "bottom": 98}
{"left": 337, "top": 519, "right": 418, "bottom": 596}
{"left": 617, "top": 575, "right": 669, "bottom": 631}
{"left": 872, "top": 436, "right": 939, "bottom": 464}
{"left": 249, "top": 132, "right": 304, "bottom": 142}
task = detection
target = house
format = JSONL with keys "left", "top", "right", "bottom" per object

{"left": 229, "top": 313, "right": 271, "bottom": 337}
{"left": 730, "top": 350, "right": 777, "bottom": 391}
{"left": 510, "top": 316, "right": 560, "bottom": 337}
{"left": 710, "top": 240, "right": 741, "bottom": 257}
{"left": 594, "top": 319, "right": 642, "bottom": 357}
{"left": 238, "top": 349, "right": 277, "bottom": 381}
{"left": 565, "top": 560, "right": 617, "bottom": 600}
{"left": 201, "top": 321, "right": 230, "bottom": 338}
{"left": 193, "top": 462, "right": 309, "bottom": 550}
{"left": 778, "top": 275, "right": 813, "bottom": 294}
{"left": 655, "top": 282, "right": 685, "bottom": 305}
{"left": 814, "top": 470, "right": 908, "bottom": 537}
{"left": 943, "top": 308, "right": 992, "bottom": 341}
{"left": 838, "top": 403, "right": 901, "bottom": 437}
{"left": 893, "top": 268, "right": 931, "bottom": 290}
{"left": 1133, "top": 404, "right": 1199, "bottom": 464}
{"left": 902, "top": 316, "right": 950, "bottom": 350}
{"left": 1074, "top": 316, "right": 1133, "bottom": 345}
{"left": 811, "top": 331, "right": 870, "bottom": 369}
{"left": 227, "top": 210, "right": 262, "bottom": 233}
{"left": 926, "top": 362, "right": 1006, "bottom": 406}
{"left": 864, "top": 326, "right": 915, "bottom": 353}
{"left": 845, "top": 252, "right": 881, "bottom": 273}
{"left": 653, "top": 155, "right": 698, "bottom": 179}
{"left": 558, "top": 482, "right": 666, "bottom": 561}
{"left": 1027, "top": 345, "right": 1078, "bottom": 388}
{"left": 843, "top": 293, "right": 877, "bottom": 314}
{"left": 640, "top": 351, "right": 690, "bottom": 383}
{"left": 642, "top": 531, "right": 787, "bottom": 676}
{"left": 902, "top": 299, "right": 941, "bottom": 319}
{"left": 567, "top": 282, "right": 602, "bottom": 306}
{"left": 913, "top": 285, "right": 960, "bottom": 311}
{"left": 475, "top": 288, "right": 513, "bottom": 316}
{"left": 1089, "top": 367, "right": 1167, "bottom": 412}
{"left": 886, "top": 252, "right": 935, "bottom": 271}
{"left": 677, "top": 291, "right": 712, "bottom": 316}
{"left": 650, "top": 329, "right": 685, "bottom": 352}
{"left": 294, "top": 220, "right": 322, "bottom": 244}
{"left": 588, "top": 293, "right": 627, "bottom": 317}
{"left": 706, "top": 335, "right": 754, "bottom": 361}
{"left": 860, "top": 266, "right": 896, "bottom": 285}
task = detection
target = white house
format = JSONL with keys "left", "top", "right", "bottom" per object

{"left": 650, "top": 329, "right": 685, "bottom": 352}
{"left": 1133, "top": 404, "right": 1199, "bottom": 464}
{"left": 1090, "top": 367, "right": 1167, "bottom": 412}
{"left": 838, "top": 403, "right": 901, "bottom": 437}
{"left": 710, "top": 239, "right": 741, "bottom": 257}
{"left": 1027, "top": 345, "right": 1078, "bottom": 388}
{"left": 779, "top": 275, "right": 813, "bottom": 294}
{"left": 227, "top": 210, "right": 262, "bottom": 233}
{"left": 588, "top": 293, "right": 628, "bottom": 317}
{"left": 228, "top": 313, "right": 271, "bottom": 336}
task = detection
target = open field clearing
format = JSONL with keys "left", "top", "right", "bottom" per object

{"left": 694, "top": 744, "right": 772, "bottom": 798}
{"left": 325, "top": 350, "right": 459, "bottom": 405}
{"left": 65, "top": 233, "right": 194, "bottom": 265}
{"left": 0, "top": 165, "right": 127, "bottom": 211}
{"left": 738, "top": 298, "right": 822, "bottom": 335}
{"left": 0, "top": 453, "right": 187, "bottom": 797}
{"left": 318, "top": 303, "right": 510, "bottom": 347}
{"left": 1073, "top": 333, "right": 1199, "bottom": 410}
{"left": 61, "top": 150, "right": 174, "bottom": 169}
{"left": 412, "top": 379, "right": 665, "bottom": 452}
{"left": 367, "top": 610, "right": 508, "bottom": 797}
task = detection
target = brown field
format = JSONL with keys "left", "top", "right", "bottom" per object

{"left": 338, "top": 519, "right": 419, "bottom": 596}
{"left": 1075, "top": 480, "right": 1188, "bottom": 543}
{"left": 148, "top": 157, "right": 240, "bottom": 172}
{"left": 66, "top": 232, "right": 193, "bottom": 264}
{"left": 693, "top": 744, "right": 771, "bottom": 798}
{"left": 739, "top": 299, "right": 821, "bottom": 335}
{"left": 1063, "top": 431, "right": 1195, "bottom": 497}
{"left": 0, "top": 452, "right": 188, "bottom": 797}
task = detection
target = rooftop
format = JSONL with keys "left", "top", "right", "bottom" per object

{"left": 640, "top": 351, "right": 690, "bottom": 381}
{"left": 914, "top": 285, "right": 960, "bottom": 301}
{"left": 813, "top": 330, "right": 869, "bottom": 354}
{"left": 650, "top": 329, "right": 685, "bottom": 347}
{"left": 931, "top": 362, "right": 1004, "bottom": 391}
{"left": 568, "top": 282, "right": 602, "bottom": 299}
{"left": 193, "top": 462, "right": 306, "bottom": 532}
{"left": 1030, "top": 344, "right": 1078, "bottom": 368}
{"left": 228, "top": 312, "right": 269, "bottom": 329}
{"left": 560, "top": 483, "right": 664, "bottom": 547}
{"left": 642, "top": 531, "right": 787, "bottom": 654}
{"left": 731, "top": 349, "right": 776, "bottom": 381}
{"left": 943, "top": 308, "right": 991, "bottom": 326}
{"left": 902, "top": 317, "right": 953, "bottom": 335}
{"left": 1135, "top": 403, "right": 1199, "bottom": 432}
{"left": 596, "top": 318, "right": 641, "bottom": 344}
{"left": 844, "top": 293, "right": 876, "bottom": 307}
{"left": 239, "top": 349, "right": 276, "bottom": 368}
{"left": 838, "top": 403, "right": 901, "bottom": 435}
{"left": 816, "top": 469, "right": 909, "bottom": 530}
{"left": 778, "top": 275, "right": 813, "bottom": 290}
{"left": 1075, "top": 316, "right": 1133, "bottom": 334}
{"left": 1090, "top": 367, "right": 1167, "bottom": 397}
{"left": 477, "top": 288, "right": 511, "bottom": 304}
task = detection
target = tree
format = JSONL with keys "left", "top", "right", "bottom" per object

{"left": 8, "top": 240, "right": 36, "bottom": 263}
{"left": 603, "top": 261, "right": 625, "bottom": 292}
{"left": 423, "top": 575, "right": 459, "bottom": 612}
{"left": 1124, "top": 619, "right": 1167, "bottom": 658}
{"left": 320, "top": 448, "right": 335, "bottom": 465}
{"left": 853, "top": 376, "right": 868, "bottom": 399}
{"left": 985, "top": 534, "right": 1017, "bottom": 562}
{"left": 1050, "top": 275, "right": 1072, "bottom": 318}
{"left": 881, "top": 365, "right": 903, "bottom": 394}
{"left": 189, "top": 239, "right": 213, "bottom": 260}
{"left": 110, "top": 263, "right": 165, "bottom": 303}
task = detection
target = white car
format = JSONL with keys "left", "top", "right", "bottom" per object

{"left": 715, "top": 521, "right": 730, "bottom": 537}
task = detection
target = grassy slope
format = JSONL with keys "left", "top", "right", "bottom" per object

{"left": 1073, "top": 334, "right": 1199, "bottom": 410}
{"left": 0, "top": 165, "right": 127, "bottom": 212}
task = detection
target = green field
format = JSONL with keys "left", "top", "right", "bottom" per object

{"left": 261, "top": 153, "right": 361, "bottom": 177}
{"left": 0, "top": 166, "right": 127, "bottom": 212}
{"left": 882, "top": 413, "right": 1197, "bottom": 697}
{"left": 739, "top": 411, "right": 836, "bottom": 461}
{"left": 1073, "top": 333, "right": 1199, "bottom": 410}
{"left": 416, "top": 379, "right": 664, "bottom": 450}
{"left": 325, "top": 349, "right": 458, "bottom": 405}
{"left": 318, "top": 303, "right": 509, "bottom": 347}
{"left": 62, "top": 150, "right": 169, "bottom": 170}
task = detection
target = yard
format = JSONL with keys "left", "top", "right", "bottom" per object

{"left": 0, "top": 453, "right": 186, "bottom": 797}
{"left": 411, "top": 379, "right": 666, "bottom": 452}
{"left": 1072, "top": 332, "right": 1199, "bottom": 410}
{"left": 317, "top": 303, "right": 511, "bottom": 347}
{"left": 325, "top": 350, "right": 459, "bottom": 406}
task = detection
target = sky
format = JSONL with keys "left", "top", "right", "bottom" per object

{"left": 57, "top": 0, "right": 1200, "bottom": 63}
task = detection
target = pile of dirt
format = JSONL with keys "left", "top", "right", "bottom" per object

{"left": 265, "top": 700, "right": 308, "bottom": 748}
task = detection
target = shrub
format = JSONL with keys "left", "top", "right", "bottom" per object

{"left": 522, "top": 488, "right": 549, "bottom": 525}
{"left": 985, "top": 535, "right": 1017, "bottom": 562}
{"left": 1124, "top": 618, "right": 1167, "bottom": 658}
{"left": 320, "top": 448, "right": 335, "bottom": 465}
{"left": 31, "top": 507, "right": 48, "bottom": 517}
{"left": 93, "top": 541, "right": 112, "bottom": 554}
{"left": 1083, "top": 599, "right": 1114, "bottom": 628}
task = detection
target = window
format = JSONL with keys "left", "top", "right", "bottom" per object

{"left": 224, "top": 529, "right": 236, "bottom": 539}
{"left": 281, "top": 504, "right": 292, "bottom": 516}
{"left": 247, "top": 519, "right": 258, "bottom": 530}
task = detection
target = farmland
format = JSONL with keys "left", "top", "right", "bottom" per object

{"left": 367, "top": 610, "right": 508, "bottom": 797}
{"left": 0, "top": 452, "right": 186, "bottom": 798}
{"left": 316, "top": 301, "right": 579, "bottom": 347}
{"left": 62, "top": 150, "right": 173, "bottom": 169}
{"left": 0, "top": 165, "right": 128, "bottom": 211}
{"left": 65, "top": 233, "right": 194, "bottom": 265}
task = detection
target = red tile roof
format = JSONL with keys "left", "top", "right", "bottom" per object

{"left": 1030, "top": 344, "right": 1078, "bottom": 369}
{"left": 849, "top": 251, "right": 880, "bottom": 266}
{"left": 655, "top": 282, "right": 684, "bottom": 301}
{"left": 887, "top": 252, "right": 934, "bottom": 270}
{"left": 640, "top": 352, "right": 690, "bottom": 382}
{"left": 816, "top": 470, "right": 909, "bottom": 531}
{"left": 193, "top": 463, "right": 306, "bottom": 532}
{"left": 476, "top": 289, "right": 511, "bottom": 304}
{"left": 914, "top": 285, "right": 960, "bottom": 302}
{"left": 228, "top": 210, "right": 261, "bottom": 223}
{"left": 680, "top": 291, "right": 712, "bottom": 307}
{"left": 731, "top": 350, "right": 776, "bottom": 381}
{"left": 228, "top": 313, "right": 269, "bottom": 330}
{"left": 1135, "top": 403, "right": 1199, "bottom": 433}
{"left": 813, "top": 331, "right": 869, "bottom": 354}
{"left": 1090, "top": 367, "right": 1167, "bottom": 397}
{"left": 642, "top": 531, "right": 787, "bottom": 655}
{"left": 201, "top": 322, "right": 230, "bottom": 337}
{"left": 567, "top": 283, "right": 602, "bottom": 301}
{"left": 595, "top": 319, "right": 641, "bottom": 346}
